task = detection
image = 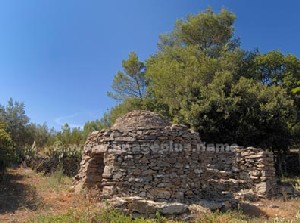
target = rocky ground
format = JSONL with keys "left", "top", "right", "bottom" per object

{"left": 0, "top": 167, "right": 299, "bottom": 223}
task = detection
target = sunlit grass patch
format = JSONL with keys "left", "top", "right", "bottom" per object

{"left": 27, "top": 204, "right": 300, "bottom": 223}
{"left": 39, "top": 166, "right": 72, "bottom": 192}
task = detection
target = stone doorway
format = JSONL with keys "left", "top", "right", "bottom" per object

{"left": 86, "top": 153, "right": 105, "bottom": 190}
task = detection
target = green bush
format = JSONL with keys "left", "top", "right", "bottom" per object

{"left": 0, "top": 122, "right": 16, "bottom": 174}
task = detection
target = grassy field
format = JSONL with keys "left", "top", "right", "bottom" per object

{"left": 0, "top": 167, "right": 299, "bottom": 223}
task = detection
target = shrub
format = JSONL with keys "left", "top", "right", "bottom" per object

{"left": 0, "top": 122, "right": 15, "bottom": 175}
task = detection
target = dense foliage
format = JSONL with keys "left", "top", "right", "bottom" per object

{"left": 0, "top": 122, "right": 14, "bottom": 173}
{"left": 107, "top": 8, "right": 300, "bottom": 152}
{"left": 0, "top": 98, "right": 109, "bottom": 173}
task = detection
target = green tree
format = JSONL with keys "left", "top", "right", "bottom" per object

{"left": 0, "top": 122, "right": 15, "bottom": 173}
{"left": 60, "top": 123, "right": 71, "bottom": 146}
{"left": 253, "top": 51, "right": 300, "bottom": 91}
{"left": 70, "top": 127, "right": 83, "bottom": 146}
{"left": 107, "top": 7, "right": 300, "bottom": 153}
{"left": 145, "top": 8, "right": 296, "bottom": 151}
{"left": 26, "top": 123, "right": 49, "bottom": 149}
{"left": 0, "top": 98, "right": 30, "bottom": 149}
{"left": 146, "top": 8, "right": 246, "bottom": 119}
{"left": 83, "top": 112, "right": 111, "bottom": 137}
{"left": 201, "top": 77, "right": 294, "bottom": 150}
{"left": 158, "top": 8, "right": 238, "bottom": 54}
{"left": 290, "top": 81, "right": 300, "bottom": 146}
{"left": 108, "top": 52, "right": 147, "bottom": 102}
{"left": 253, "top": 52, "right": 300, "bottom": 148}
{"left": 148, "top": 49, "right": 295, "bottom": 151}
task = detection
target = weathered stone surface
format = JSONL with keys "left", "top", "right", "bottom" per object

{"left": 92, "top": 145, "right": 108, "bottom": 153}
{"left": 111, "top": 110, "right": 169, "bottom": 131}
{"left": 128, "top": 199, "right": 158, "bottom": 214}
{"left": 102, "top": 186, "right": 115, "bottom": 197}
{"left": 159, "top": 203, "right": 188, "bottom": 215}
{"left": 107, "top": 196, "right": 238, "bottom": 217}
{"left": 73, "top": 110, "right": 279, "bottom": 214}
{"left": 109, "top": 196, "right": 188, "bottom": 216}
{"left": 148, "top": 188, "right": 171, "bottom": 200}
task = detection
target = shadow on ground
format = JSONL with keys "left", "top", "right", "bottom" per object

{"left": 240, "top": 202, "right": 267, "bottom": 218}
{"left": 0, "top": 170, "right": 42, "bottom": 214}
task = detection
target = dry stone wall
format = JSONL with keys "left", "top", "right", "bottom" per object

{"left": 74, "top": 111, "right": 277, "bottom": 203}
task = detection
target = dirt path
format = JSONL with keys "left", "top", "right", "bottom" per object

{"left": 0, "top": 167, "right": 89, "bottom": 223}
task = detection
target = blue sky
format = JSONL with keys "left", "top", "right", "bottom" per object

{"left": 1, "top": 0, "right": 299, "bottom": 130}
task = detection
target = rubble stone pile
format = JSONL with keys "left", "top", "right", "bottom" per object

{"left": 234, "top": 147, "right": 276, "bottom": 199}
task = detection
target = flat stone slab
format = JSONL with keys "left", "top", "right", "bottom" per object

{"left": 107, "top": 196, "right": 236, "bottom": 218}
{"left": 109, "top": 196, "right": 188, "bottom": 215}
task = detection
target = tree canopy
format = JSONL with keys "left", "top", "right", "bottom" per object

{"left": 0, "top": 122, "right": 14, "bottom": 172}
{"left": 158, "top": 8, "right": 238, "bottom": 53}
{"left": 107, "top": 8, "right": 300, "bottom": 152}
{"left": 107, "top": 52, "right": 147, "bottom": 102}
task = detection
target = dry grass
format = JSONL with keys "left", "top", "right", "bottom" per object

{"left": 0, "top": 167, "right": 93, "bottom": 223}
{"left": 238, "top": 198, "right": 300, "bottom": 223}
{"left": 0, "top": 167, "right": 299, "bottom": 223}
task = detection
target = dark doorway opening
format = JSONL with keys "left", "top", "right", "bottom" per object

{"left": 86, "top": 153, "right": 105, "bottom": 190}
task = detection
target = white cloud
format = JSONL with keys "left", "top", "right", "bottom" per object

{"left": 54, "top": 112, "right": 86, "bottom": 129}
{"left": 54, "top": 109, "right": 107, "bottom": 130}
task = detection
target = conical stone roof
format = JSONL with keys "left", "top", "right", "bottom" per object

{"left": 111, "top": 110, "right": 169, "bottom": 131}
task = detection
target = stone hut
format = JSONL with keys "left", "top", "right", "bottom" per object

{"left": 74, "top": 110, "right": 276, "bottom": 203}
